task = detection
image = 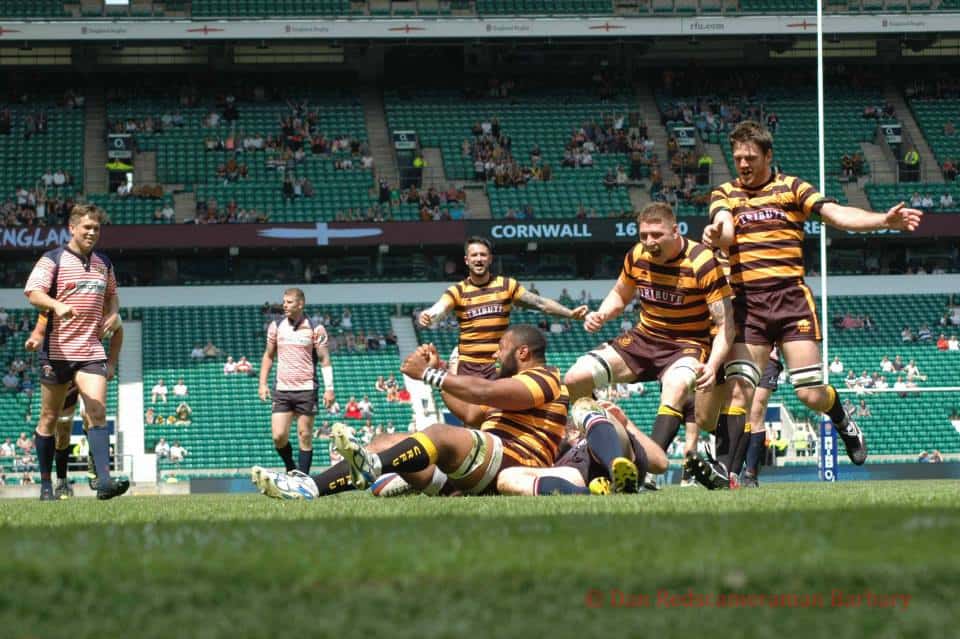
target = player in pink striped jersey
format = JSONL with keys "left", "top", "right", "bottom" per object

{"left": 257, "top": 288, "right": 335, "bottom": 477}
{"left": 23, "top": 204, "right": 128, "bottom": 501}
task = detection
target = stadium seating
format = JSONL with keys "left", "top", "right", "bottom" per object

{"left": 106, "top": 94, "right": 372, "bottom": 222}
{"left": 384, "top": 89, "right": 635, "bottom": 219}
{"left": 141, "top": 304, "right": 413, "bottom": 472}
{"left": 0, "top": 1, "right": 68, "bottom": 17}
{"left": 657, "top": 86, "right": 886, "bottom": 203}
{"left": 865, "top": 183, "right": 959, "bottom": 214}
{"left": 87, "top": 193, "right": 176, "bottom": 225}
{"left": 908, "top": 98, "right": 960, "bottom": 169}
{"left": 0, "top": 103, "right": 84, "bottom": 199}
{"left": 475, "top": 0, "right": 613, "bottom": 14}
{"left": 191, "top": 0, "right": 352, "bottom": 17}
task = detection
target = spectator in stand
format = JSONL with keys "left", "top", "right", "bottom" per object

{"left": 174, "top": 401, "right": 192, "bottom": 425}
{"left": 151, "top": 379, "right": 168, "bottom": 404}
{"left": 16, "top": 432, "right": 33, "bottom": 454}
{"left": 893, "top": 354, "right": 906, "bottom": 371}
{"left": 344, "top": 396, "right": 361, "bottom": 420}
{"left": 901, "top": 326, "right": 915, "bottom": 342}
{"left": 905, "top": 359, "right": 927, "bottom": 383}
{"left": 940, "top": 192, "right": 955, "bottom": 210}
{"left": 943, "top": 158, "right": 957, "bottom": 182}
{"left": 203, "top": 340, "right": 223, "bottom": 358}
{"left": 236, "top": 356, "right": 253, "bottom": 375}
{"left": 2, "top": 368, "right": 18, "bottom": 391}
{"left": 937, "top": 333, "right": 949, "bottom": 351}
{"left": 144, "top": 407, "right": 156, "bottom": 425}
{"left": 155, "top": 438, "right": 170, "bottom": 458}
{"left": 223, "top": 356, "right": 237, "bottom": 375}
{"left": 917, "top": 324, "right": 933, "bottom": 342}
{"left": 829, "top": 355, "right": 844, "bottom": 375}
{"left": 169, "top": 441, "right": 188, "bottom": 464}
{"left": 173, "top": 378, "right": 188, "bottom": 398}
{"left": 918, "top": 450, "right": 944, "bottom": 463}
{"left": 374, "top": 375, "right": 387, "bottom": 393}
{"left": 358, "top": 395, "right": 373, "bottom": 419}
{"left": 949, "top": 334, "right": 959, "bottom": 351}
{"left": 0, "top": 438, "right": 14, "bottom": 458}
{"left": 190, "top": 343, "right": 205, "bottom": 360}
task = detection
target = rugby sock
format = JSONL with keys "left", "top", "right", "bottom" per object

{"left": 824, "top": 386, "right": 848, "bottom": 426}
{"left": 534, "top": 476, "right": 589, "bottom": 495}
{"left": 745, "top": 432, "right": 766, "bottom": 476}
{"left": 378, "top": 433, "right": 439, "bottom": 474}
{"left": 729, "top": 422, "right": 751, "bottom": 476}
{"left": 55, "top": 445, "right": 70, "bottom": 480}
{"left": 651, "top": 405, "right": 684, "bottom": 452}
{"left": 714, "top": 412, "right": 730, "bottom": 458}
{"left": 297, "top": 449, "right": 313, "bottom": 474}
{"left": 311, "top": 461, "right": 356, "bottom": 496}
{"left": 723, "top": 408, "right": 747, "bottom": 470}
{"left": 35, "top": 431, "right": 54, "bottom": 484}
{"left": 87, "top": 425, "right": 112, "bottom": 483}
{"left": 584, "top": 413, "right": 623, "bottom": 476}
{"left": 275, "top": 442, "right": 296, "bottom": 472}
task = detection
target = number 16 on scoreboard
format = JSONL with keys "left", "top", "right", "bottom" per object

{"left": 819, "top": 418, "right": 838, "bottom": 482}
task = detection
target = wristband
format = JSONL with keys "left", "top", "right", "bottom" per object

{"left": 421, "top": 367, "right": 447, "bottom": 389}
{"left": 321, "top": 365, "right": 334, "bottom": 390}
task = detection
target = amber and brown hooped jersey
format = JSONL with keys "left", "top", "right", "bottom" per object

{"left": 709, "top": 173, "right": 832, "bottom": 293}
{"left": 618, "top": 237, "right": 731, "bottom": 347}
{"left": 442, "top": 275, "right": 526, "bottom": 365}
{"left": 480, "top": 365, "right": 568, "bottom": 468}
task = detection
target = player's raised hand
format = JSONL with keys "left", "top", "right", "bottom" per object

{"left": 401, "top": 348, "right": 429, "bottom": 380}
{"left": 885, "top": 202, "right": 923, "bottom": 232}
{"left": 417, "top": 311, "right": 433, "bottom": 328}
{"left": 258, "top": 383, "right": 271, "bottom": 402}
{"left": 569, "top": 304, "right": 589, "bottom": 320}
{"left": 584, "top": 310, "right": 607, "bottom": 333}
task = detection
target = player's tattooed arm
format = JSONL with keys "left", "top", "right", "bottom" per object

{"left": 706, "top": 297, "right": 735, "bottom": 373}
{"left": 516, "top": 291, "right": 589, "bottom": 320}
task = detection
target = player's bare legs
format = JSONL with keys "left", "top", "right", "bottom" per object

{"left": 563, "top": 344, "right": 634, "bottom": 401}
{"left": 780, "top": 339, "right": 866, "bottom": 464}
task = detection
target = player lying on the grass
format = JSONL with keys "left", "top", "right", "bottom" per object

{"left": 563, "top": 203, "right": 734, "bottom": 479}
{"left": 497, "top": 400, "right": 667, "bottom": 496}
{"left": 252, "top": 325, "right": 593, "bottom": 499}
{"left": 24, "top": 292, "right": 125, "bottom": 499}
{"left": 702, "top": 120, "right": 923, "bottom": 474}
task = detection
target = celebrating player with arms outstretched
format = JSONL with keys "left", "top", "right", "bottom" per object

{"left": 702, "top": 120, "right": 922, "bottom": 471}
{"left": 419, "top": 236, "right": 587, "bottom": 379}
{"left": 564, "top": 202, "right": 734, "bottom": 465}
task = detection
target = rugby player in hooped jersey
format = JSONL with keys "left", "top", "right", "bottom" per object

{"left": 23, "top": 204, "right": 128, "bottom": 500}
{"left": 702, "top": 120, "right": 922, "bottom": 471}
{"left": 564, "top": 202, "right": 735, "bottom": 476}
{"left": 418, "top": 236, "right": 588, "bottom": 380}
{"left": 257, "top": 288, "right": 334, "bottom": 477}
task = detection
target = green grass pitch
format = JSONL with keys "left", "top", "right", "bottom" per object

{"left": 3, "top": 481, "right": 959, "bottom": 638}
